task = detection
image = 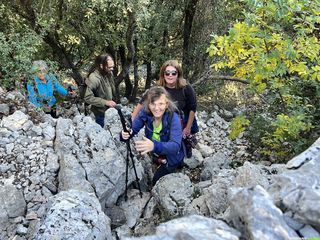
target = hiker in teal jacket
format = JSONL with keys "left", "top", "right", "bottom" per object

{"left": 27, "top": 60, "right": 74, "bottom": 118}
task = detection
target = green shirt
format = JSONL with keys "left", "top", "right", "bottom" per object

{"left": 152, "top": 121, "right": 162, "bottom": 142}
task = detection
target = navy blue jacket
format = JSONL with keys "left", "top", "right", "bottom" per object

{"left": 131, "top": 109, "right": 184, "bottom": 167}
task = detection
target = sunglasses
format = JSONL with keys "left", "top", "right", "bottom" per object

{"left": 164, "top": 70, "right": 177, "bottom": 76}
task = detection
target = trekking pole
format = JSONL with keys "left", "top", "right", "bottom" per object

{"left": 115, "top": 105, "right": 143, "bottom": 201}
{"left": 67, "top": 85, "right": 82, "bottom": 114}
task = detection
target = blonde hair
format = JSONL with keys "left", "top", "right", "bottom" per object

{"left": 143, "top": 86, "right": 178, "bottom": 114}
{"left": 157, "top": 60, "right": 187, "bottom": 88}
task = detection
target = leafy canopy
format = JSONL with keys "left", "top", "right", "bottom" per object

{"left": 208, "top": 0, "right": 320, "bottom": 161}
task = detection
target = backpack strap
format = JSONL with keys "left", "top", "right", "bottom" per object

{"left": 79, "top": 77, "right": 88, "bottom": 99}
{"left": 166, "top": 111, "right": 174, "bottom": 137}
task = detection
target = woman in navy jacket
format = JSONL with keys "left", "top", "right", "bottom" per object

{"left": 121, "top": 86, "right": 184, "bottom": 185}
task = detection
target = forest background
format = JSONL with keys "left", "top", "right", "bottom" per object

{"left": 0, "top": 0, "right": 319, "bottom": 163}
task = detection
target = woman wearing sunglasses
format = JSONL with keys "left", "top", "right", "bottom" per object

{"left": 132, "top": 60, "right": 198, "bottom": 158}
{"left": 122, "top": 86, "right": 184, "bottom": 185}
{"left": 27, "top": 60, "right": 75, "bottom": 118}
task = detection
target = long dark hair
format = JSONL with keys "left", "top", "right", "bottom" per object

{"left": 87, "top": 54, "right": 113, "bottom": 77}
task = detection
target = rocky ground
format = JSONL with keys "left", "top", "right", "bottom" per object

{"left": 0, "top": 87, "right": 319, "bottom": 240}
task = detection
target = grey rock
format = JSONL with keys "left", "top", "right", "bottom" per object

{"left": 42, "top": 124, "right": 55, "bottom": 140}
{"left": 6, "top": 143, "right": 15, "bottom": 154}
{"left": 298, "top": 225, "right": 320, "bottom": 238}
{"left": 201, "top": 152, "right": 231, "bottom": 181}
{"left": 0, "top": 164, "right": 11, "bottom": 173}
{"left": 0, "top": 181, "right": 26, "bottom": 219}
{"left": 1, "top": 111, "right": 29, "bottom": 131}
{"left": 0, "top": 103, "right": 10, "bottom": 115}
{"left": 152, "top": 173, "right": 193, "bottom": 218}
{"left": 58, "top": 154, "right": 94, "bottom": 194}
{"left": 287, "top": 146, "right": 320, "bottom": 169}
{"left": 268, "top": 146, "right": 320, "bottom": 226}
{"left": 228, "top": 185, "right": 298, "bottom": 240}
{"left": 34, "top": 190, "right": 113, "bottom": 240}
{"left": 16, "top": 224, "right": 28, "bottom": 235}
{"left": 184, "top": 148, "right": 203, "bottom": 169}
{"left": 234, "top": 161, "right": 270, "bottom": 189}
{"left": 104, "top": 205, "right": 127, "bottom": 228}
{"left": 45, "top": 152, "right": 59, "bottom": 173}
{"left": 83, "top": 148, "right": 143, "bottom": 206}
{"left": 157, "top": 215, "right": 240, "bottom": 240}
{"left": 120, "top": 190, "right": 151, "bottom": 228}
{"left": 283, "top": 212, "right": 304, "bottom": 230}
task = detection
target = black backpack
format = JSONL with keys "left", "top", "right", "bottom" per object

{"left": 77, "top": 77, "right": 88, "bottom": 101}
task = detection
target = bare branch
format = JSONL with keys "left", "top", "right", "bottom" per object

{"left": 193, "top": 74, "right": 249, "bottom": 86}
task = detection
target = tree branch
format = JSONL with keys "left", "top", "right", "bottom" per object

{"left": 193, "top": 74, "right": 249, "bottom": 86}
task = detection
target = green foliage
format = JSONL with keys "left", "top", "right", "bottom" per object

{"left": 229, "top": 115, "right": 250, "bottom": 140}
{"left": 208, "top": 0, "right": 320, "bottom": 161}
{"left": 261, "top": 113, "right": 312, "bottom": 159}
{"left": 0, "top": 20, "right": 43, "bottom": 89}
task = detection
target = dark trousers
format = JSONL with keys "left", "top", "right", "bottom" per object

{"left": 153, "top": 164, "right": 176, "bottom": 185}
{"left": 49, "top": 109, "right": 57, "bottom": 118}
{"left": 44, "top": 106, "right": 57, "bottom": 118}
{"left": 94, "top": 114, "right": 105, "bottom": 128}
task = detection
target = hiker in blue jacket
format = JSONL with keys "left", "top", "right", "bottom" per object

{"left": 27, "top": 60, "right": 75, "bottom": 118}
{"left": 121, "top": 86, "right": 185, "bottom": 185}
{"left": 131, "top": 60, "right": 199, "bottom": 158}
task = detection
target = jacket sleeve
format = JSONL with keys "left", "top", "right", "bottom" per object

{"left": 132, "top": 109, "right": 147, "bottom": 135}
{"left": 84, "top": 76, "right": 106, "bottom": 107}
{"left": 51, "top": 74, "right": 68, "bottom": 96}
{"left": 119, "top": 109, "right": 146, "bottom": 142}
{"left": 27, "top": 84, "right": 41, "bottom": 107}
{"left": 153, "top": 113, "right": 182, "bottom": 155}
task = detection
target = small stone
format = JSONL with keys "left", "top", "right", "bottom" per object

{"left": 25, "top": 212, "right": 38, "bottom": 220}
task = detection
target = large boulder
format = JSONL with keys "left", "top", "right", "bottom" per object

{"left": 268, "top": 146, "right": 320, "bottom": 226}
{"left": 33, "top": 190, "right": 113, "bottom": 240}
{"left": 152, "top": 173, "right": 194, "bottom": 218}
{"left": 228, "top": 185, "right": 298, "bottom": 240}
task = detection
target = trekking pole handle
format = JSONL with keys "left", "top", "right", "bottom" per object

{"left": 115, "top": 105, "right": 130, "bottom": 133}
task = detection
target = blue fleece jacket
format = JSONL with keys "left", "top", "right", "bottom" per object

{"left": 131, "top": 109, "right": 184, "bottom": 167}
{"left": 27, "top": 74, "right": 68, "bottom": 107}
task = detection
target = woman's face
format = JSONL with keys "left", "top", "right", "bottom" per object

{"left": 164, "top": 66, "right": 178, "bottom": 88}
{"left": 36, "top": 68, "right": 47, "bottom": 81}
{"left": 149, "top": 94, "right": 168, "bottom": 119}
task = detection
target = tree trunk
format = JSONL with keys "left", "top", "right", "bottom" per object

{"left": 8, "top": 1, "right": 84, "bottom": 85}
{"left": 124, "top": 75, "right": 132, "bottom": 99}
{"left": 145, "top": 61, "right": 152, "bottom": 90}
{"left": 43, "top": 34, "right": 83, "bottom": 85}
{"left": 182, "top": 0, "right": 199, "bottom": 79}
{"left": 130, "top": 39, "right": 139, "bottom": 102}
{"left": 115, "top": 10, "right": 136, "bottom": 88}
